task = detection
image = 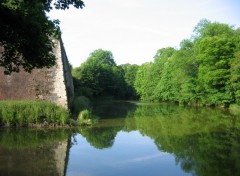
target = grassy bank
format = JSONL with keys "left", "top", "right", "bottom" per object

{"left": 0, "top": 100, "right": 70, "bottom": 127}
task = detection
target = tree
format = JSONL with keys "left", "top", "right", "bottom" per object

{"left": 154, "top": 59, "right": 174, "bottom": 101}
{"left": 0, "top": 0, "right": 84, "bottom": 74}
{"left": 153, "top": 40, "right": 198, "bottom": 104}
{"left": 192, "top": 19, "right": 234, "bottom": 39}
{"left": 134, "top": 62, "right": 159, "bottom": 101}
{"left": 154, "top": 47, "right": 176, "bottom": 61}
{"left": 88, "top": 49, "right": 116, "bottom": 67}
{"left": 230, "top": 51, "right": 240, "bottom": 105}
{"left": 194, "top": 21, "right": 236, "bottom": 106}
{"left": 134, "top": 20, "right": 240, "bottom": 106}
{"left": 230, "top": 28, "right": 240, "bottom": 105}
{"left": 119, "top": 64, "right": 139, "bottom": 99}
{"left": 72, "top": 49, "right": 127, "bottom": 99}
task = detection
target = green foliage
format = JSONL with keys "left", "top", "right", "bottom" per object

{"left": 154, "top": 47, "right": 176, "bottom": 61}
{"left": 119, "top": 64, "right": 139, "bottom": 99}
{"left": 152, "top": 47, "right": 177, "bottom": 101}
{"left": 73, "top": 49, "right": 116, "bottom": 97}
{"left": 171, "top": 41, "right": 198, "bottom": 103}
{"left": 135, "top": 47, "right": 177, "bottom": 101}
{"left": 134, "top": 62, "right": 159, "bottom": 101}
{"left": 229, "top": 104, "right": 240, "bottom": 115}
{"left": 230, "top": 51, "right": 240, "bottom": 105}
{"left": 88, "top": 49, "right": 116, "bottom": 66}
{"left": 71, "top": 19, "right": 240, "bottom": 107}
{"left": 193, "top": 19, "right": 234, "bottom": 39}
{"left": 133, "top": 19, "right": 240, "bottom": 106}
{"left": 72, "top": 96, "right": 91, "bottom": 116}
{"left": 72, "top": 49, "right": 129, "bottom": 99}
{"left": 196, "top": 35, "right": 235, "bottom": 105}
{"left": 80, "top": 126, "right": 120, "bottom": 149}
{"left": 0, "top": 100, "right": 70, "bottom": 127}
{"left": 79, "top": 109, "right": 91, "bottom": 120}
{"left": 77, "top": 109, "right": 97, "bottom": 126}
{"left": 0, "top": 0, "right": 84, "bottom": 74}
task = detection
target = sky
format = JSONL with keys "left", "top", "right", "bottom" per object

{"left": 48, "top": 0, "right": 240, "bottom": 67}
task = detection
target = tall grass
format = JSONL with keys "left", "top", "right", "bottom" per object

{"left": 0, "top": 100, "right": 70, "bottom": 127}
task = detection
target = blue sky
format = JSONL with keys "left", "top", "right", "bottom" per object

{"left": 48, "top": 0, "right": 240, "bottom": 67}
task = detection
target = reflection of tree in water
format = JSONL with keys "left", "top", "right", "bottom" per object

{"left": 79, "top": 101, "right": 136, "bottom": 149}
{"left": 92, "top": 101, "right": 136, "bottom": 119}
{"left": 128, "top": 104, "right": 240, "bottom": 176}
{"left": 79, "top": 102, "right": 240, "bottom": 175}
{"left": 79, "top": 126, "right": 122, "bottom": 149}
{"left": 154, "top": 130, "right": 240, "bottom": 176}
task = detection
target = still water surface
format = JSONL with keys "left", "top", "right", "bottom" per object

{"left": 0, "top": 102, "right": 240, "bottom": 176}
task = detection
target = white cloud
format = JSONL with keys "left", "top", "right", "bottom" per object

{"left": 116, "top": 153, "right": 167, "bottom": 165}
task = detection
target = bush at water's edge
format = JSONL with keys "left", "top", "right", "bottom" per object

{"left": 229, "top": 104, "right": 240, "bottom": 115}
{"left": 71, "top": 96, "right": 91, "bottom": 117}
{"left": 0, "top": 100, "right": 70, "bottom": 127}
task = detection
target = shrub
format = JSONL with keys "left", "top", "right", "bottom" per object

{"left": 77, "top": 109, "right": 94, "bottom": 125}
{"left": 229, "top": 104, "right": 240, "bottom": 115}
{"left": 71, "top": 96, "right": 91, "bottom": 116}
{"left": 79, "top": 109, "right": 91, "bottom": 120}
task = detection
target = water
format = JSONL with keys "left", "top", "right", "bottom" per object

{"left": 0, "top": 101, "right": 240, "bottom": 176}
{"left": 66, "top": 130, "right": 188, "bottom": 176}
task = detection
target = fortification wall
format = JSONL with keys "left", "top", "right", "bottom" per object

{"left": 0, "top": 38, "right": 74, "bottom": 109}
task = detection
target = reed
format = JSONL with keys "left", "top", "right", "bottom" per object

{"left": 0, "top": 100, "right": 70, "bottom": 127}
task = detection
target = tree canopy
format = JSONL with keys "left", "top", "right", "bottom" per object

{"left": 72, "top": 19, "right": 240, "bottom": 106}
{"left": 0, "top": 0, "right": 84, "bottom": 74}
{"left": 134, "top": 20, "right": 240, "bottom": 106}
{"left": 72, "top": 49, "right": 139, "bottom": 100}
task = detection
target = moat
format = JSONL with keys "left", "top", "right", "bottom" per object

{"left": 0, "top": 101, "right": 239, "bottom": 176}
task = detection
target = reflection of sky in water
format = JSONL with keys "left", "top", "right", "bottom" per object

{"left": 66, "top": 131, "right": 191, "bottom": 176}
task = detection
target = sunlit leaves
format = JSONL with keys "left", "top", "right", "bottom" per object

{"left": 134, "top": 19, "right": 240, "bottom": 106}
{"left": 72, "top": 49, "right": 128, "bottom": 99}
{"left": 230, "top": 52, "right": 240, "bottom": 104}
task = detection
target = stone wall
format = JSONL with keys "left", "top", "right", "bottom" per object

{"left": 0, "top": 38, "right": 74, "bottom": 109}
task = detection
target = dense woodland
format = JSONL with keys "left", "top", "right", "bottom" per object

{"left": 73, "top": 19, "right": 240, "bottom": 107}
